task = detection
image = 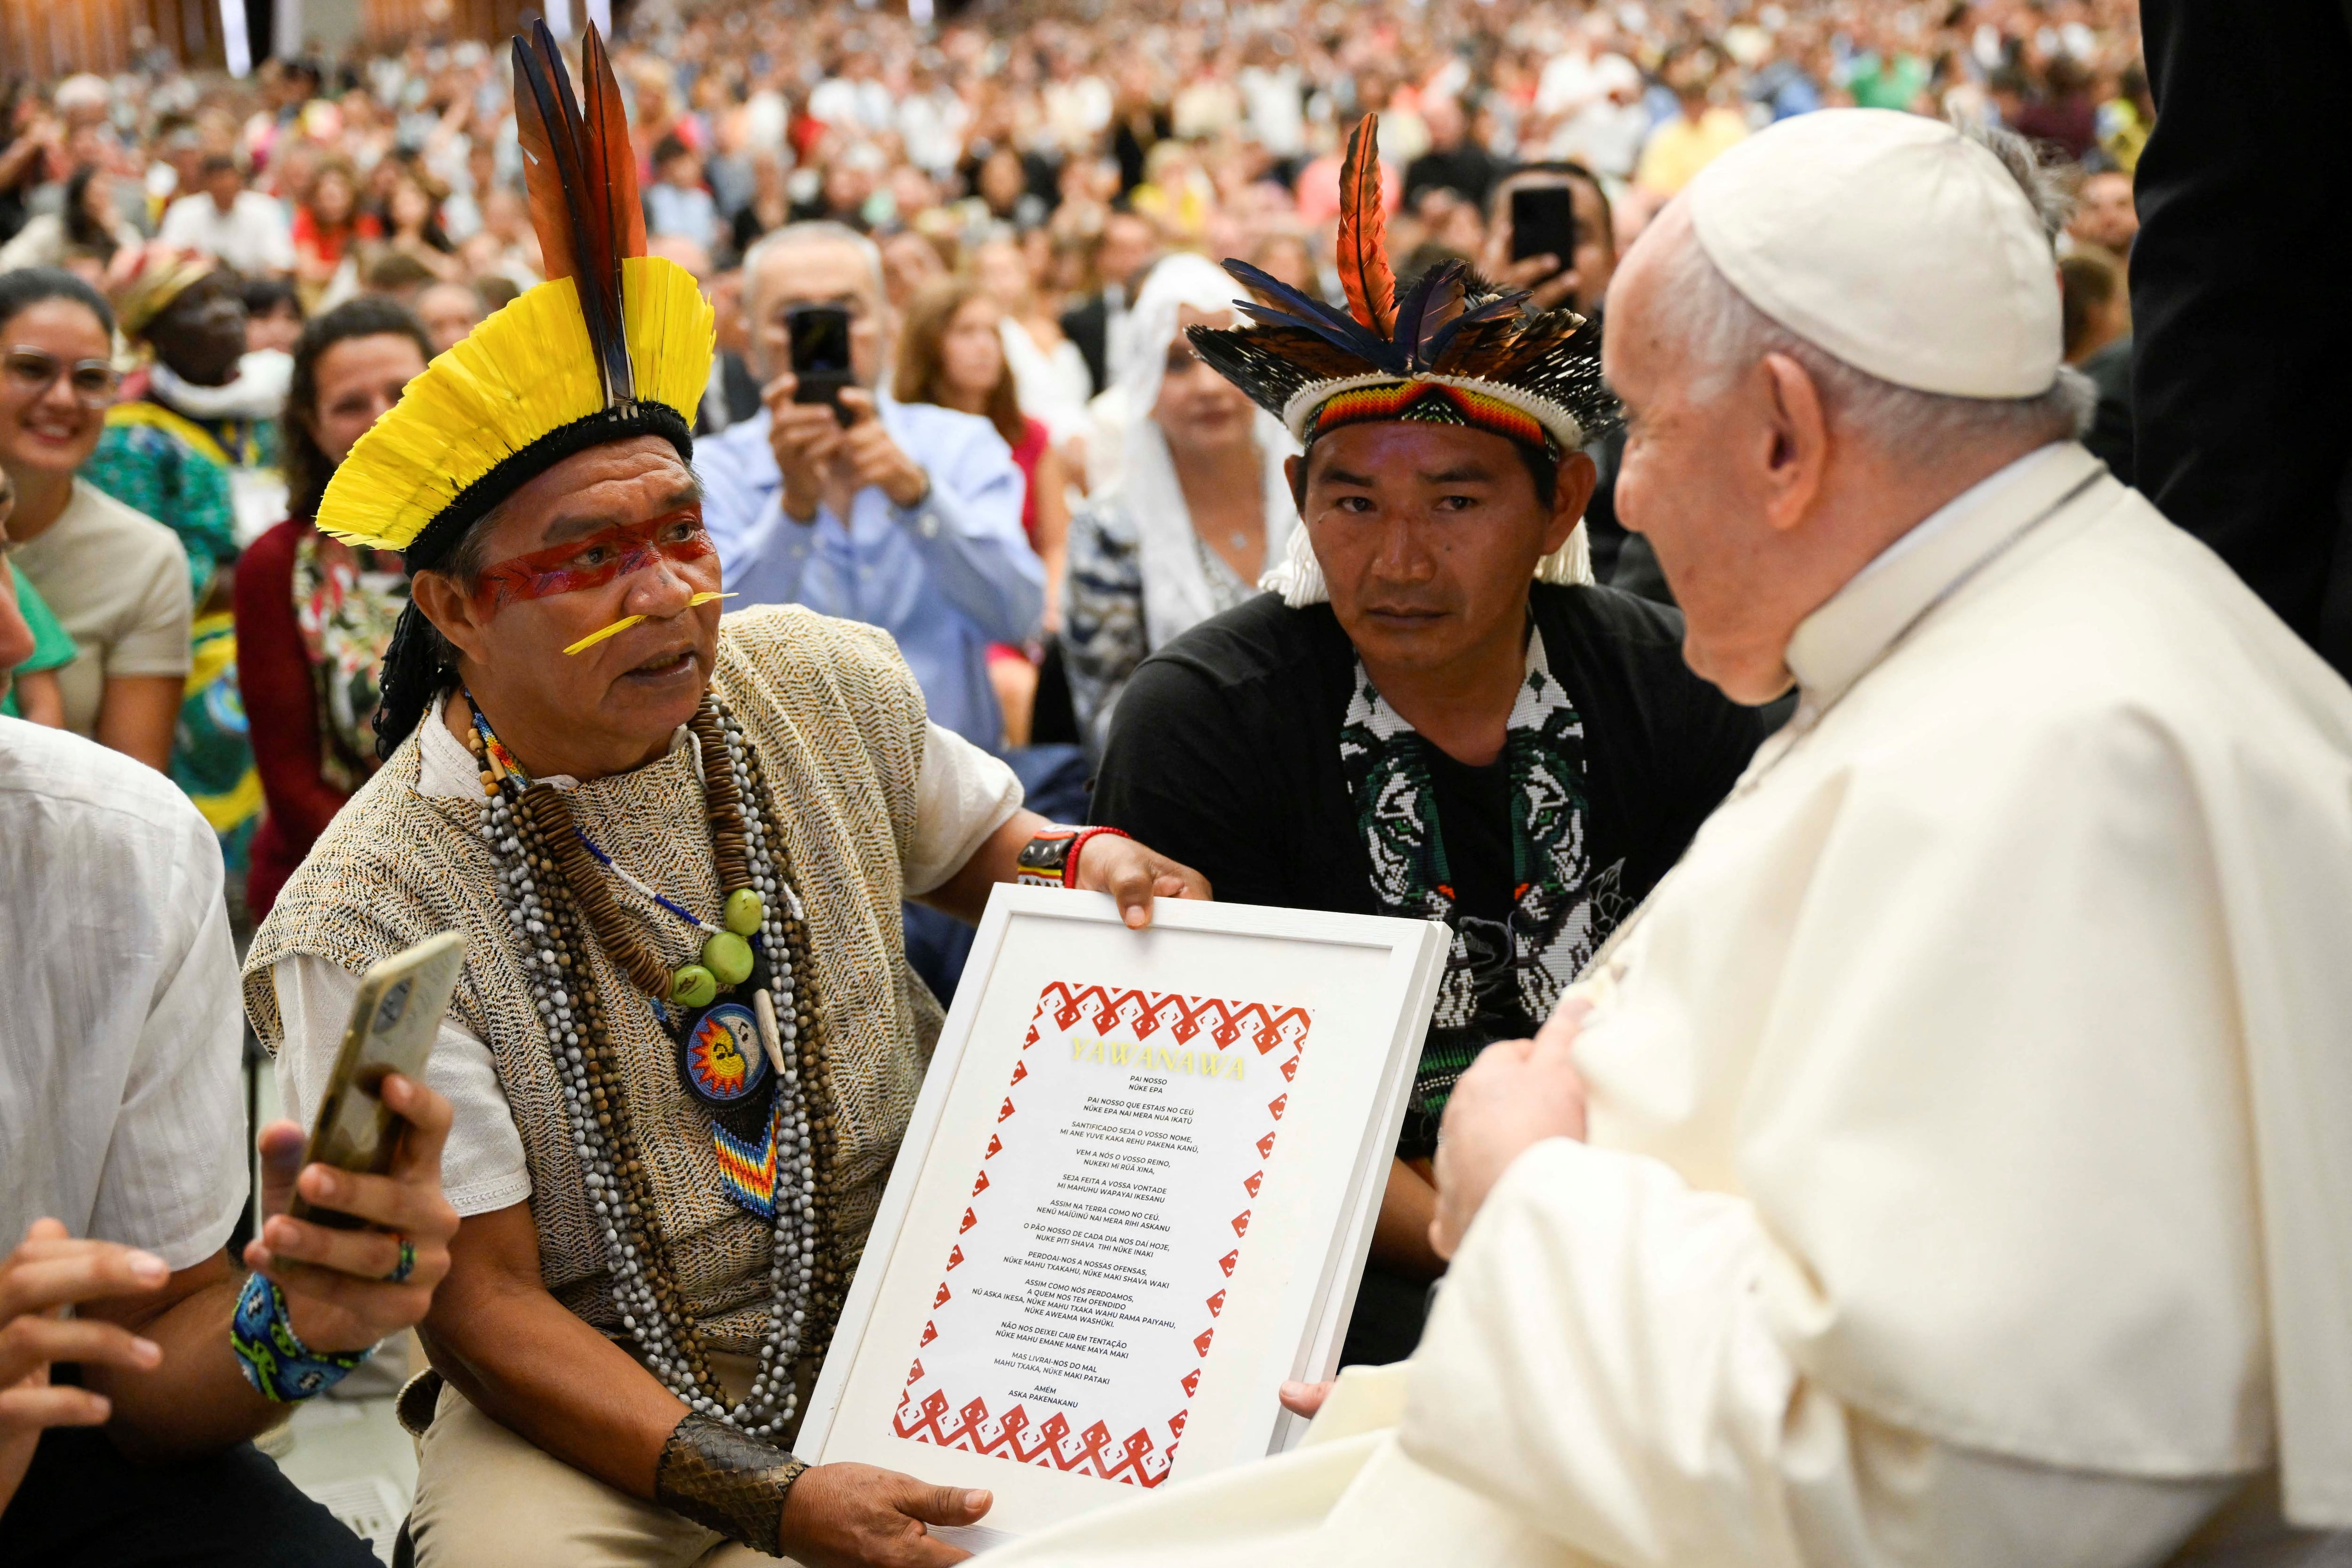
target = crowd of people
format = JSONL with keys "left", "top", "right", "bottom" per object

{"left": 0, "top": 0, "right": 2155, "bottom": 933}
{"left": 5, "top": 0, "right": 2351, "bottom": 1564}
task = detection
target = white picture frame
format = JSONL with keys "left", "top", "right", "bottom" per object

{"left": 802, "top": 885, "right": 1447, "bottom": 1545}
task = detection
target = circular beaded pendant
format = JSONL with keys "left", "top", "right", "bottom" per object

{"left": 679, "top": 999, "right": 769, "bottom": 1109}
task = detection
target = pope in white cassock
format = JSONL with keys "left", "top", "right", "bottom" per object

{"left": 978, "top": 111, "right": 2352, "bottom": 1568}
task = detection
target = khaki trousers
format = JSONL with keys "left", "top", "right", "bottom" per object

{"left": 407, "top": 1360, "right": 807, "bottom": 1568}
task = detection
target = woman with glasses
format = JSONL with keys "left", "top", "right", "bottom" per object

{"left": 232, "top": 297, "right": 430, "bottom": 919}
{"left": 0, "top": 268, "right": 190, "bottom": 770}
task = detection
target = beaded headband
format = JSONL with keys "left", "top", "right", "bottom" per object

{"left": 1304, "top": 379, "right": 1563, "bottom": 460}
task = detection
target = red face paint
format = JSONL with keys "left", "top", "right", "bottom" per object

{"left": 472, "top": 509, "right": 716, "bottom": 610}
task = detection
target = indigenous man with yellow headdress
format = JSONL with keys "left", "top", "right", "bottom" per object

{"left": 1087, "top": 116, "right": 1778, "bottom": 1370}
{"left": 245, "top": 29, "right": 1204, "bottom": 1567}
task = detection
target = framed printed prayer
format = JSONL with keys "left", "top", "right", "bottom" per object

{"left": 802, "top": 886, "right": 1447, "bottom": 1544}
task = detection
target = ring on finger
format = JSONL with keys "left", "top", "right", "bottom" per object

{"left": 383, "top": 1234, "right": 416, "bottom": 1284}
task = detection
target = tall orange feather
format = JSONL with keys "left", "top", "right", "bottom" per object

{"left": 580, "top": 26, "right": 646, "bottom": 274}
{"left": 1334, "top": 115, "right": 1397, "bottom": 337}
{"left": 510, "top": 22, "right": 638, "bottom": 406}
{"left": 512, "top": 28, "right": 582, "bottom": 285}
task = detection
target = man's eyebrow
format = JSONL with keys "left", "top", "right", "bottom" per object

{"left": 540, "top": 484, "right": 704, "bottom": 545}
{"left": 1422, "top": 463, "right": 1500, "bottom": 484}
{"left": 1317, "top": 465, "right": 1377, "bottom": 489}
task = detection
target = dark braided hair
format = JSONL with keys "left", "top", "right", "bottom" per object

{"left": 0, "top": 266, "right": 116, "bottom": 339}
{"left": 372, "top": 519, "right": 491, "bottom": 762}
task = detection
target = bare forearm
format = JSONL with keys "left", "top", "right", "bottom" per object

{"left": 421, "top": 1280, "right": 689, "bottom": 1500}
{"left": 95, "top": 675, "right": 181, "bottom": 773}
{"left": 85, "top": 1275, "right": 289, "bottom": 1459}
{"left": 917, "top": 808, "right": 1051, "bottom": 924}
{"left": 1371, "top": 1158, "right": 1447, "bottom": 1282}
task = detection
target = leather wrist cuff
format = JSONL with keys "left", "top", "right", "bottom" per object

{"left": 654, "top": 1412, "right": 809, "bottom": 1556}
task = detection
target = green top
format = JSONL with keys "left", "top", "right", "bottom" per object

{"left": 3, "top": 561, "right": 80, "bottom": 718}
{"left": 1847, "top": 50, "right": 1931, "bottom": 112}
{"left": 82, "top": 421, "right": 240, "bottom": 601}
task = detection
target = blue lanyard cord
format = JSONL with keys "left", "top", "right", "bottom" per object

{"left": 470, "top": 696, "right": 717, "bottom": 938}
{"left": 573, "top": 830, "right": 713, "bottom": 933}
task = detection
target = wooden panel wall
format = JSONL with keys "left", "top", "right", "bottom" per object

{"left": 1, "top": 0, "right": 225, "bottom": 75}
{"left": 363, "top": 0, "right": 532, "bottom": 48}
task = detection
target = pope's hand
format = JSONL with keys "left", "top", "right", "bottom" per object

{"left": 1278, "top": 1378, "right": 1334, "bottom": 1418}
{"left": 777, "top": 1462, "right": 990, "bottom": 1566}
{"left": 242, "top": 1073, "right": 460, "bottom": 1354}
{"left": 1429, "top": 1001, "right": 1589, "bottom": 1260}
{"left": 1071, "top": 835, "right": 1212, "bottom": 929}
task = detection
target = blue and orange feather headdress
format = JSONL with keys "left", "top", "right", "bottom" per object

{"left": 1188, "top": 115, "right": 1616, "bottom": 459}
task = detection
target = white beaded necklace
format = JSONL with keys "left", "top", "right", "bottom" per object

{"left": 477, "top": 703, "right": 822, "bottom": 1439}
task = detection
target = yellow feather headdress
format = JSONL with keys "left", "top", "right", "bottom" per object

{"left": 330, "top": 21, "right": 714, "bottom": 762}
{"left": 317, "top": 21, "right": 713, "bottom": 572}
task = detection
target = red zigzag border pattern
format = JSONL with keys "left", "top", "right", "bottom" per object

{"left": 891, "top": 982, "right": 1309, "bottom": 1489}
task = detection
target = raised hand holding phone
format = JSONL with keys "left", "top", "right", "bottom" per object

{"left": 244, "top": 933, "right": 466, "bottom": 1362}
{"left": 244, "top": 1071, "right": 459, "bottom": 1356}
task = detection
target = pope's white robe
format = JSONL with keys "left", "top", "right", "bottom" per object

{"left": 980, "top": 443, "right": 2352, "bottom": 1568}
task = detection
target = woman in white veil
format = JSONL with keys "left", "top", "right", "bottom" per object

{"left": 1061, "top": 253, "right": 1299, "bottom": 757}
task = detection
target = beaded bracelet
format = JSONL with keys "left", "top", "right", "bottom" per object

{"left": 1015, "top": 825, "right": 1131, "bottom": 889}
{"left": 230, "top": 1273, "right": 369, "bottom": 1402}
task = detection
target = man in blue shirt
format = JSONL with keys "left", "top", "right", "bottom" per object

{"left": 697, "top": 221, "right": 1044, "bottom": 750}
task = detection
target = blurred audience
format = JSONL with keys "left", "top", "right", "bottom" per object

{"left": 158, "top": 154, "right": 293, "bottom": 276}
{"left": 697, "top": 222, "right": 1042, "bottom": 751}
{"left": 413, "top": 279, "right": 483, "bottom": 354}
{"left": 1062, "top": 254, "right": 1294, "bottom": 757}
{"left": 234, "top": 296, "right": 428, "bottom": 918}
{"left": 897, "top": 275, "right": 1075, "bottom": 745}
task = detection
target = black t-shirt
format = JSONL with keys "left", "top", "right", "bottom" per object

{"left": 1091, "top": 584, "right": 1781, "bottom": 1144}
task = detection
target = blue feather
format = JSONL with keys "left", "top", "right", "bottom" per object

{"left": 1221, "top": 260, "right": 1404, "bottom": 373}
{"left": 1419, "top": 291, "right": 1530, "bottom": 367}
{"left": 1390, "top": 260, "right": 1467, "bottom": 369}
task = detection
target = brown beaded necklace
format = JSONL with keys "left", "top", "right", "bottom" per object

{"left": 467, "top": 698, "right": 756, "bottom": 1003}
{"left": 465, "top": 689, "right": 850, "bottom": 1434}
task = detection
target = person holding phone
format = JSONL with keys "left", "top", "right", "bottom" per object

{"left": 0, "top": 632, "right": 462, "bottom": 1560}
{"left": 694, "top": 220, "right": 1045, "bottom": 754}
{"left": 249, "top": 33, "right": 1203, "bottom": 1568}
{"left": 1481, "top": 163, "right": 1619, "bottom": 322}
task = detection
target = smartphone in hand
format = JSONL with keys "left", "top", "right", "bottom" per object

{"left": 1510, "top": 184, "right": 1581, "bottom": 277}
{"left": 291, "top": 931, "right": 466, "bottom": 1229}
{"left": 786, "top": 303, "right": 856, "bottom": 427}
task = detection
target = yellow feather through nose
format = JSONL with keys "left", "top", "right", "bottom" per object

{"left": 562, "top": 593, "right": 738, "bottom": 656}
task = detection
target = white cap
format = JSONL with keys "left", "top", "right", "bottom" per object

{"left": 1685, "top": 109, "right": 2062, "bottom": 399}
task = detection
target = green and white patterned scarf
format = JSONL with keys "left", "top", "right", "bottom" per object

{"left": 1338, "top": 627, "right": 1629, "bottom": 1146}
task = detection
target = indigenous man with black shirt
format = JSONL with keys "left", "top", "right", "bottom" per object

{"left": 1089, "top": 118, "right": 1779, "bottom": 1364}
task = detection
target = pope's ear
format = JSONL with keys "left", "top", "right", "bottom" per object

{"left": 1756, "top": 350, "right": 1830, "bottom": 535}
{"left": 409, "top": 570, "right": 490, "bottom": 667}
{"left": 1544, "top": 450, "right": 1599, "bottom": 554}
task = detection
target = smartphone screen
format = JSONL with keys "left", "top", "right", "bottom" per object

{"left": 787, "top": 303, "right": 854, "bottom": 379}
{"left": 1510, "top": 184, "right": 1581, "bottom": 272}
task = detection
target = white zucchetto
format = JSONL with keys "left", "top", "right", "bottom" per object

{"left": 1685, "top": 109, "right": 2063, "bottom": 399}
